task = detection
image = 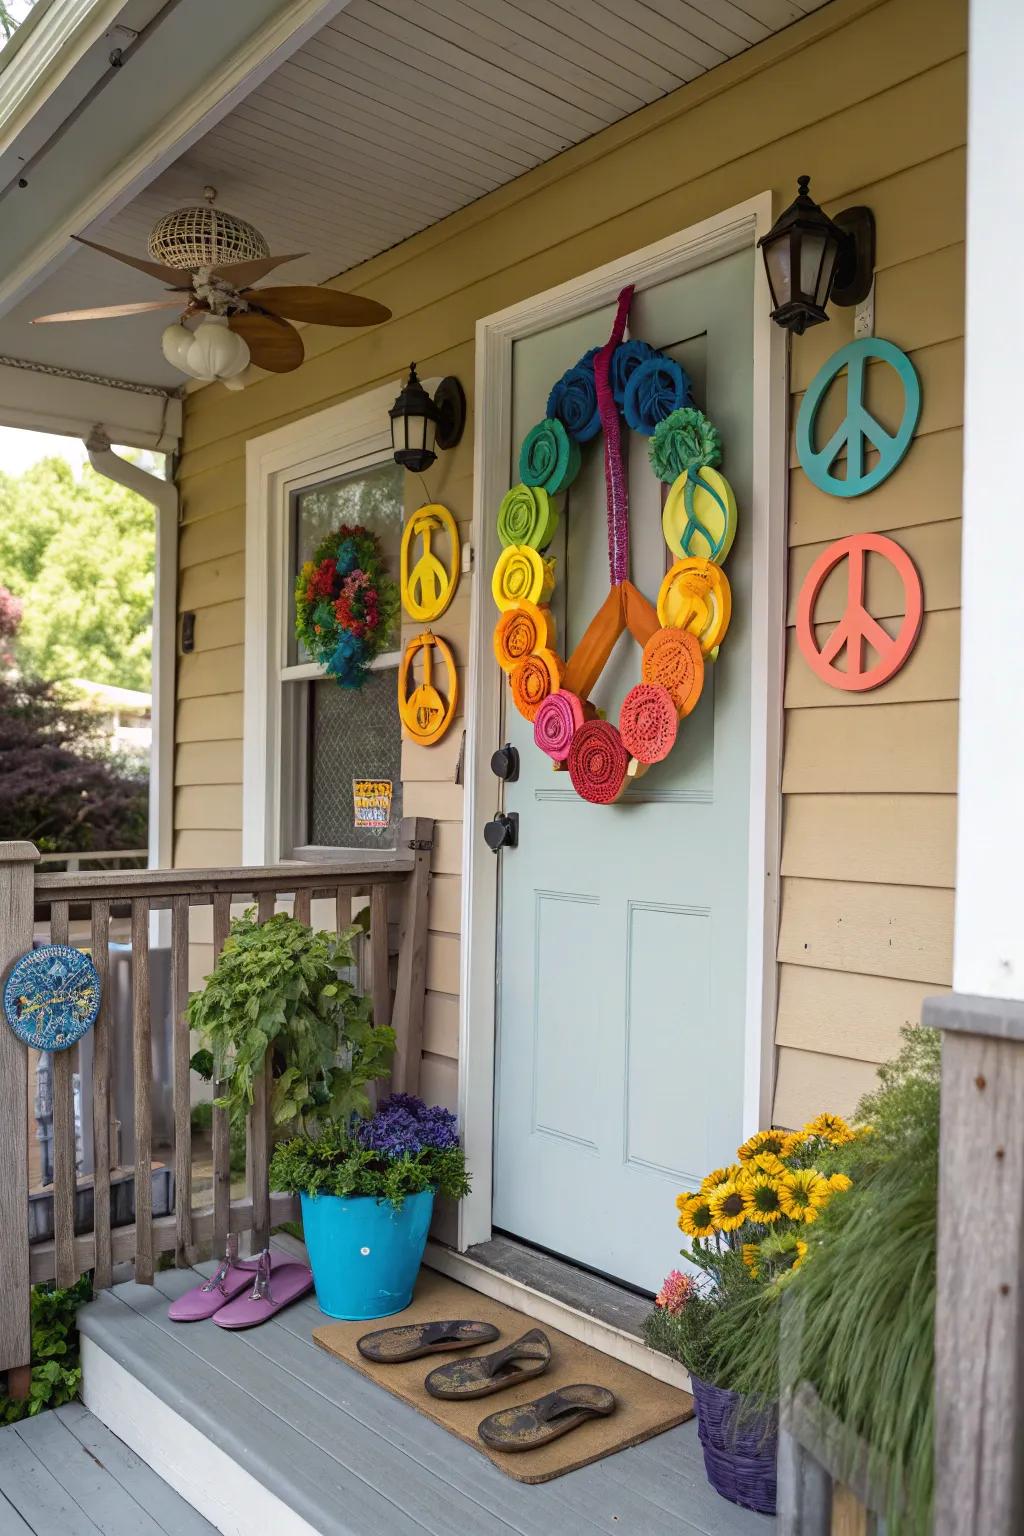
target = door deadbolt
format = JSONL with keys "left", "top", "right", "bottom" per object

{"left": 490, "top": 743, "right": 520, "bottom": 782}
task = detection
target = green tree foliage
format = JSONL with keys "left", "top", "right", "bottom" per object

{"left": 0, "top": 456, "right": 155, "bottom": 690}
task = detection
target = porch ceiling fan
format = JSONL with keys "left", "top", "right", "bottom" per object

{"left": 30, "top": 188, "right": 391, "bottom": 388}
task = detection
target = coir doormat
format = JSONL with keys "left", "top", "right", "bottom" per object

{"left": 313, "top": 1268, "right": 693, "bottom": 1484}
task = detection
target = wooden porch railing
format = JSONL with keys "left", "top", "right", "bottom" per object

{"left": 0, "top": 817, "right": 432, "bottom": 1398}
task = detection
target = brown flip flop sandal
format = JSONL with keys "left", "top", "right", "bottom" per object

{"left": 478, "top": 1384, "right": 616, "bottom": 1452}
{"left": 425, "top": 1328, "right": 552, "bottom": 1400}
{"left": 357, "top": 1319, "right": 500, "bottom": 1364}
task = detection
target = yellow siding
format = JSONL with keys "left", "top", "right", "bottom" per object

{"left": 174, "top": 0, "right": 965, "bottom": 1116}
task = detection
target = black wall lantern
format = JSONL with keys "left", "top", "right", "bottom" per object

{"left": 758, "top": 176, "right": 875, "bottom": 335}
{"left": 389, "top": 363, "right": 466, "bottom": 473}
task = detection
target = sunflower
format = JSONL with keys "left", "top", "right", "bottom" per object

{"left": 779, "top": 1130, "right": 807, "bottom": 1158}
{"left": 700, "top": 1164, "right": 743, "bottom": 1195}
{"left": 779, "top": 1168, "right": 830, "bottom": 1223}
{"left": 742, "top": 1242, "right": 760, "bottom": 1276}
{"left": 828, "top": 1172, "right": 853, "bottom": 1193}
{"left": 745, "top": 1175, "right": 785, "bottom": 1224}
{"left": 708, "top": 1180, "right": 751, "bottom": 1232}
{"left": 803, "top": 1112, "right": 855, "bottom": 1146}
{"left": 678, "top": 1193, "right": 716, "bottom": 1238}
{"left": 739, "top": 1151, "right": 787, "bottom": 1182}
{"left": 792, "top": 1238, "right": 809, "bottom": 1270}
{"left": 737, "top": 1129, "right": 789, "bottom": 1163}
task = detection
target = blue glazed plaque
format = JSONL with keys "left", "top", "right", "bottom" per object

{"left": 3, "top": 945, "right": 100, "bottom": 1052}
{"left": 796, "top": 338, "right": 921, "bottom": 498}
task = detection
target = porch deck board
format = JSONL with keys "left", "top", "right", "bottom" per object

{"left": 0, "top": 1401, "right": 218, "bottom": 1535}
{"left": 77, "top": 1257, "right": 774, "bottom": 1536}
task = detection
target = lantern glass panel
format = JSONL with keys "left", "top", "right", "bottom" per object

{"left": 763, "top": 236, "right": 793, "bottom": 310}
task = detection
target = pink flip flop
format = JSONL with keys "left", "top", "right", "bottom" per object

{"left": 168, "top": 1248, "right": 292, "bottom": 1322}
{"left": 212, "top": 1250, "right": 314, "bottom": 1330}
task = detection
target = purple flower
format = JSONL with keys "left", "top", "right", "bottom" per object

{"left": 355, "top": 1095, "right": 460, "bottom": 1157}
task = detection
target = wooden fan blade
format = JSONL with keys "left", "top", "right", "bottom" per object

{"left": 241, "top": 286, "right": 391, "bottom": 327}
{"left": 209, "top": 254, "right": 307, "bottom": 287}
{"left": 229, "top": 311, "right": 304, "bottom": 373}
{"left": 72, "top": 235, "right": 193, "bottom": 288}
{"left": 32, "top": 298, "right": 184, "bottom": 324}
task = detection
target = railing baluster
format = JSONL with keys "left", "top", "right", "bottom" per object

{"left": 391, "top": 818, "right": 433, "bottom": 1096}
{"left": 249, "top": 891, "right": 275, "bottom": 1253}
{"left": 90, "top": 900, "right": 113, "bottom": 1289}
{"left": 49, "top": 900, "right": 78, "bottom": 1290}
{"left": 370, "top": 883, "right": 392, "bottom": 1035}
{"left": 0, "top": 843, "right": 38, "bottom": 1397}
{"left": 211, "top": 893, "right": 232, "bottom": 1259}
{"left": 171, "top": 894, "right": 192, "bottom": 1266}
{"left": 131, "top": 897, "right": 153, "bottom": 1284}
{"left": 294, "top": 887, "right": 311, "bottom": 925}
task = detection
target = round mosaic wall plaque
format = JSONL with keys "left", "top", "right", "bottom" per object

{"left": 3, "top": 945, "right": 101, "bottom": 1052}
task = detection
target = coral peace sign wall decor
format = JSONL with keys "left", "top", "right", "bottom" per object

{"left": 796, "top": 533, "right": 923, "bottom": 693}
{"left": 796, "top": 339, "right": 921, "bottom": 499}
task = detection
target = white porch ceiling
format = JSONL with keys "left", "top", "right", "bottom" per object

{"left": 0, "top": 0, "right": 830, "bottom": 393}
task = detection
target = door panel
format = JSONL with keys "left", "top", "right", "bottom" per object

{"left": 492, "top": 248, "right": 756, "bottom": 1291}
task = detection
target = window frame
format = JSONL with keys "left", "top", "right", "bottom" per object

{"left": 243, "top": 379, "right": 423, "bottom": 865}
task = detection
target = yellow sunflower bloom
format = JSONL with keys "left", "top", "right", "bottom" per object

{"left": 792, "top": 1238, "right": 809, "bottom": 1270}
{"left": 708, "top": 1180, "right": 751, "bottom": 1232}
{"left": 742, "top": 1243, "right": 760, "bottom": 1276}
{"left": 778, "top": 1168, "right": 829, "bottom": 1224}
{"left": 828, "top": 1172, "right": 853, "bottom": 1193}
{"left": 700, "top": 1165, "right": 743, "bottom": 1195}
{"left": 803, "top": 1112, "right": 855, "bottom": 1146}
{"left": 675, "top": 1191, "right": 691, "bottom": 1214}
{"left": 678, "top": 1193, "right": 716, "bottom": 1238}
{"left": 737, "top": 1129, "right": 790, "bottom": 1163}
{"left": 739, "top": 1151, "right": 787, "bottom": 1182}
{"left": 745, "top": 1175, "right": 785, "bottom": 1224}
{"left": 779, "top": 1130, "right": 807, "bottom": 1158}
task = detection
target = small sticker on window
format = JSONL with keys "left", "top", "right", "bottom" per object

{"left": 353, "top": 779, "right": 393, "bottom": 832}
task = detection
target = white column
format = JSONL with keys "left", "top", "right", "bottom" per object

{"left": 953, "top": 0, "right": 1024, "bottom": 1001}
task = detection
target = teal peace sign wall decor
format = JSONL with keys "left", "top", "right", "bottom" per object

{"left": 796, "top": 338, "right": 921, "bottom": 499}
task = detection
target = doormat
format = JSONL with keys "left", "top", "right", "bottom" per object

{"left": 313, "top": 1268, "right": 693, "bottom": 1484}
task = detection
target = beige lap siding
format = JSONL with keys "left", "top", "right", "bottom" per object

{"left": 174, "top": 0, "right": 965, "bottom": 1116}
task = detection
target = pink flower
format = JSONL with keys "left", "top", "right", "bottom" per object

{"left": 656, "top": 1269, "right": 695, "bottom": 1316}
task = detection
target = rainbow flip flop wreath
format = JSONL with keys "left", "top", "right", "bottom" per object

{"left": 491, "top": 286, "right": 739, "bottom": 804}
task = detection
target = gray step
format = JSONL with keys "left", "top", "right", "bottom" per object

{"left": 0, "top": 1401, "right": 218, "bottom": 1535}
{"left": 76, "top": 1257, "right": 774, "bottom": 1536}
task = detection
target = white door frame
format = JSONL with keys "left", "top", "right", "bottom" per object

{"left": 457, "top": 194, "right": 788, "bottom": 1250}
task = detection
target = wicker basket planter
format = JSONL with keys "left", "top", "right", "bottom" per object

{"left": 690, "top": 1374, "right": 778, "bottom": 1516}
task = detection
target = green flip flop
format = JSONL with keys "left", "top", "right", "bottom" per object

{"left": 425, "top": 1328, "right": 552, "bottom": 1400}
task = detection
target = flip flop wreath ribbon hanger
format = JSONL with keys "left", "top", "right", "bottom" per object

{"left": 491, "top": 285, "right": 741, "bottom": 804}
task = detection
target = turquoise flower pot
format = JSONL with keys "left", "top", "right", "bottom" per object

{"left": 299, "top": 1188, "right": 434, "bottom": 1320}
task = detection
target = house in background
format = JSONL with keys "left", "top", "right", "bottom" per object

{"left": 0, "top": 0, "right": 1018, "bottom": 1529}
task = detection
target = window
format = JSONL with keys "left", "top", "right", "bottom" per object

{"left": 243, "top": 380, "right": 416, "bottom": 865}
{"left": 282, "top": 462, "right": 405, "bottom": 855}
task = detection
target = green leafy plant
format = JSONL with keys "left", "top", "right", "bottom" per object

{"left": 1, "top": 1274, "right": 91, "bottom": 1424}
{"left": 187, "top": 911, "right": 394, "bottom": 1133}
{"left": 271, "top": 1096, "right": 471, "bottom": 1210}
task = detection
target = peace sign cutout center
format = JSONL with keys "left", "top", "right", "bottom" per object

{"left": 796, "top": 532, "right": 923, "bottom": 693}
{"left": 796, "top": 338, "right": 921, "bottom": 499}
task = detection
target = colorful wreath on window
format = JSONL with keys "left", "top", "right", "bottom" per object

{"left": 492, "top": 285, "right": 739, "bottom": 805}
{"left": 295, "top": 524, "right": 401, "bottom": 688}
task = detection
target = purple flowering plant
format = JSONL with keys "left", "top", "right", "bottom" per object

{"left": 270, "top": 1093, "right": 470, "bottom": 1209}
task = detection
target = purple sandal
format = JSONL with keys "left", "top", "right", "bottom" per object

{"left": 168, "top": 1241, "right": 292, "bottom": 1323}
{"left": 212, "top": 1249, "right": 314, "bottom": 1330}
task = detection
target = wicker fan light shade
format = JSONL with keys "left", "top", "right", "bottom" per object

{"left": 147, "top": 204, "right": 270, "bottom": 271}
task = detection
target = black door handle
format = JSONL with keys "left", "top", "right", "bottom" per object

{"left": 484, "top": 812, "right": 518, "bottom": 852}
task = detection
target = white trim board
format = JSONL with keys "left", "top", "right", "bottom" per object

{"left": 81, "top": 1336, "right": 317, "bottom": 1536}
{"left": 458, "top": 195, "right": 788, "bottom": 1250}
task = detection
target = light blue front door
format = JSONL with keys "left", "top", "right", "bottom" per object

{"left": 492, "top": 250, "right": 756, "bottom": 1293}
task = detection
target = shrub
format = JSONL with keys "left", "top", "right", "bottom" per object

{"left": 0, "top": 1274, "right": 91, "bottom": 1424}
